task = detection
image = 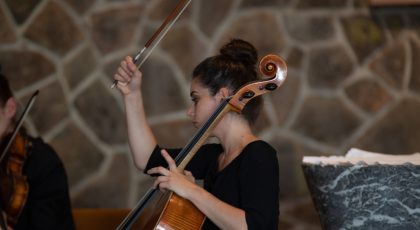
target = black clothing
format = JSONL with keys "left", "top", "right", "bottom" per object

{"left": 14, "top": 137, "right": 75, "bottom": 230}
{"left": 145, "top": 140, "right": 279, "bottom": 230}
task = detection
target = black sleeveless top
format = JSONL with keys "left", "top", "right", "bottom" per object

{"left": 145, "top": 140, "right": 279, "bottom": 230}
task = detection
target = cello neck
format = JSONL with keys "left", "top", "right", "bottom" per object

{"left": 175, "top": 98, "right": 232, "bottom": 170}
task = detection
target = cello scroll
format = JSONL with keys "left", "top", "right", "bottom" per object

{"left": 229, "top": 54, "right": 287, "bottom": 111}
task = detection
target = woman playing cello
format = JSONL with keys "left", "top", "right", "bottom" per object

{"left": 114, "top": 39, "right": 280, "bottom": 230}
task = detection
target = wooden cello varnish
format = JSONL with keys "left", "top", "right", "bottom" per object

{"left": 131, "top": 190, "right": 204, "bottom": 230}
{"left": 154, "top": 193, "right": 205, "bottom": 230}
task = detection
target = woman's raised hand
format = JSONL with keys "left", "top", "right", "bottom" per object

{"left": 114, "top": 56, "right": 143, "bottom": 95}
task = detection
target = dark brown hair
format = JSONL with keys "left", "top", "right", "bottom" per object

{"left": 192, "top": 39, "right": 262, "bottom": 125}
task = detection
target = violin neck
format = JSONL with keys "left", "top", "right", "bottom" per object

{"left": 175, "top": 98, "right": 232, "bottom": 170}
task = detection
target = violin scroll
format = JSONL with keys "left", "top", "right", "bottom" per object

{"left": 228, "top": 54, "right": 287, "bottom": 111}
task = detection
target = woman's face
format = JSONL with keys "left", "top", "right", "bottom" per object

{"left": 0, "top": 103, "right": 12, "bottom": 144}
{"left": 187, "top": 79, "right": 221, "bottom": 129}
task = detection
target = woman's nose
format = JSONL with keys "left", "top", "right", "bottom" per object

{"left": 186, "top": 104, "right": 194, "bottom": 118}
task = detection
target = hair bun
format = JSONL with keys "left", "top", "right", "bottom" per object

{"left": 220, "top": 39, "right": 258, "bottom": 66}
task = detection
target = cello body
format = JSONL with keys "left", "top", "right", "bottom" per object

{"left": 124, "top": 190, "right": 205, "bottom": 230}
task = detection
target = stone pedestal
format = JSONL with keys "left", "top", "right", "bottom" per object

{"left": 302, "top": 151, "right": 420, "bottom": 229}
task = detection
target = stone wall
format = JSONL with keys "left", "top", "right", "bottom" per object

{"left": 1, "top": 0, "right": 419, "bottom": 229}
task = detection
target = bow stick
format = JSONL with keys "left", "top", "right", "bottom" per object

{"left": 111, "top": 0, "right": 192, "bottom": 88}
{"left": 0, "top": 90, "right": 39, "bottom": 163}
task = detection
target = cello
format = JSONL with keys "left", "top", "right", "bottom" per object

{"left": 116, "top": 54, "right": 287, "bottom": 229}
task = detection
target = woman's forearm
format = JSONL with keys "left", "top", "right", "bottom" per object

{"left": 124, "top": 91, "right": 157, "bottom": 170}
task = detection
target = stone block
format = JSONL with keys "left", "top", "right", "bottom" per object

{"left": 148, "top": 0, "right": 192, "bottom": 22}
{"left": 141, "top": 57, "right": 187, "bottom": 116}
{"left": 409, "top": 39, "right": 420, "bottom": 94}
{"left": 198, "top": 0, "right": 234, "bottom": 37}
{"left": 296, "top": 0, "right": 347, "bottom": 8}
{"left": 292, "top": 95, "right": 361, "bottom": 147}
{"left": 91, "top": 5, "right": 143, "bottom": 54}
{"left": 218, "top": 11, "right": 286, "bottom": 57}
{"left": 74, "top": 80, "right": 127, "bottom": 144}
{"left": 284, "top": 15, "right": 334, "bottom": 43}
{"left": 341, "top": 15, "right": 385, "bottom": 63}
{"left": 240, "top": 0, "right": 292, "bottom": 8}
{"left": 370, "top": 41, "right": 406, "bottom": 89}
{"left": 354, "top": 98, "right": 420, "bottom": 155}
{"left": 307, "top": 45, "right": 354, "bottom": 89}
{"left": 50, "top": 122, "right": 104, "bottom": 187}
{"left": 24, "top": 1, "right": 84, "bottom": 56}
{"left": 4, "top": 0, "right": 40, "bottom": 24}
{"left": 0, "top": 50, "right": 55, "bottom": 91}
{"left": 65, "top": 0, "right": 95, "bottom": 15}
{"left": 25, "top": 81, "right": 69, "bottom": 134}
{"left": 0, "top": 8, "right": 16, "bottom": 43}
{"left": 344, "top": 77, "right": 392, "bottom": 113}
{"left": 72, "top": 154, "right": 130, "bottom": 208}
{"left": 285, "top": 47, "right": 304, "bottom": 69}
{"left": 161, "top": 25, "right": 207, "bottom": 77}
{"left": 64, "top": 47, "right": 96, "bottom": 89}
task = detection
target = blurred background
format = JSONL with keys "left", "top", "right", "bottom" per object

{"left": 1, "top": 0, "right": 420, "bottom": 229}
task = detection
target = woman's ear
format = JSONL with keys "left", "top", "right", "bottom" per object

{"left": 4, "top": 97, "right": 17, "bottom": 119}
{"left": 216, "top": 87, "right": 230, "bottom": 101}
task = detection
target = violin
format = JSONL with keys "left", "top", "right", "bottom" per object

{"left": 0, "top": 90, "right": 38, "bottom": 229}
{"left": 0, "top": 131, "right": 31, "bottom": 228}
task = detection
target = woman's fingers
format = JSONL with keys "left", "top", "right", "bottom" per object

{"left": 184, "top": 170, "right": 195, "bottom": 182}
{"left": 116, "top": 58, "right": 134, "bottom": 79}
{"left": 115, "top": 67, "right": 130, "bottom": 82}
{"left": 153, "top": 177, "right": 170, "bottom": 193}
{"left": 147, "top": 166, "right": 169, "bottom": 176}
{"left": 161, "top": 149, "right": 177, "bottom": 170}
{"left": 125, "top": 56, "right": 138, "bottom": 72}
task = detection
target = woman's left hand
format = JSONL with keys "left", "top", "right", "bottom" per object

{"left": 147, "top": 149, "right": 197, "bottom": 198}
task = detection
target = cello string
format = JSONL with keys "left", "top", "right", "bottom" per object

{"left": 174, "top": 98, "right": 230, "bottom": 165}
